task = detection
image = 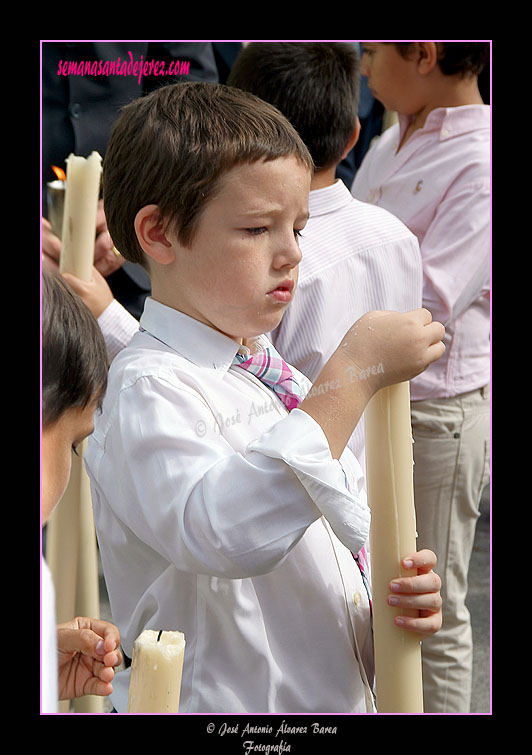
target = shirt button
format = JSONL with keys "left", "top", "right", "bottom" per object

{"left": 441, "top": 128, "right": 449, "bottom": 137}
{"left": 353, "top": 591, "right": 361, "bottom": 605}
{"left": 70, "top": 103, "right": 81, "bottom": 119}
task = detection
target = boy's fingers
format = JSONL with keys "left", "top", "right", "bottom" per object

{"left": 388, "top": 591, "right": 442, "bottom": 612}
{"left": 402, "top": 549, "right": 438, "bottom": 572}
{"left": 394, "top": 612, "right": 442, "bottom": 635}
{"left": 390, "top": 571, "right": 441, "bottom": 595}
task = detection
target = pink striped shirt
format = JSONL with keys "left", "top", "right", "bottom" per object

{"left": 352, "top": 105, "right": 491, "bottom": 400}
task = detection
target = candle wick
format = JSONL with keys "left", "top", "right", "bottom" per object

{"left": 157, "top": 630, "right": 163, "bottom": 642}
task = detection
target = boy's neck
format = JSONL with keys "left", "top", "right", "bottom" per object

{"left": 310, "top": 166, "right": 337, "bottom": 191}
{"left": 398, "top": 75, "right": 484, "bottom": 151}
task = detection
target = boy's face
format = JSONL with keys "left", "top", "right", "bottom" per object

{"left": 41, "top": 401, "right": 98, "bottom": 524}
{"left": 361, "top": 43, "right": 421, "bottom": 114}
{"left": 158, "top": 156, "right": 311, "bottom": 342}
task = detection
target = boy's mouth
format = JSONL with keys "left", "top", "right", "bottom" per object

{"left": 267, "top": 279, "right": 294, "bottom": 303}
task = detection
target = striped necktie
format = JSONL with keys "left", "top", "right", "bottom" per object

{"left": 232, "top": 343, "right": 304, "bottom": 412}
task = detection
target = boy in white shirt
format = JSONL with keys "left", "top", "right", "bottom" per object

{"left": 85, "top": 81, "right": 445, "bottom": 713}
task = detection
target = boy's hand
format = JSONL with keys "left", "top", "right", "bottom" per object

{"left": 387, "top": 549, "right": 443, "bottom": 639}
{"left": 299, "top": 308, "right": 445, "bottom": 459}
{"left": 338, "top": 308, "right": 445, "bottom": 395}
{"left": 93, "top": 199, "right": 125, "bottom": 277}
{"left": 42, "top": 217, "right": 61, "bottom": 271}
{"left": 62, "top": 266, "right": 114, "bottom": 319}
{"left": 41, "top": 201, "right": 124, "bottom": 279}
{"left": 56, "top": 617, "right": 122, "bottom": 700}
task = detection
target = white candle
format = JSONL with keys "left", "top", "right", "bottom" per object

{"left": 59, "top": 152, "right": 102, "bottom": 281}
{"left": 46, "top": 179, "right": 66, "bottom": 239}
{"left": 364, "top": 381, "right": 424, "bottom": 713}
{"left": 45, "top": 439, "right": 104, "bottom": 712}
{"left": 128, "top": 630, "right": 186, "bottom": 713}
{"left": 46, "top": 151, "right": 103, "bottom": 711}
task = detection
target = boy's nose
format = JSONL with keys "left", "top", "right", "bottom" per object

{"left": 274, "top": 234, "right": 302, "bottom": 269}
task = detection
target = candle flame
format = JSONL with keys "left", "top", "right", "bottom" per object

{"left": 51, "top": 165, "right": 66, "bottom": 181}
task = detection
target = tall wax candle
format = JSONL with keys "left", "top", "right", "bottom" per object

{"left": 59, "top": 152, "right": 102, "bottom": 281}
{"left": 128, "top": 630, "right": 186, "bottom": 713}
{"left": 46, "top": 151, "right": 103, "bottom": 711}
{"left": 364, "top": 381, "right": 424, "bottom": 713}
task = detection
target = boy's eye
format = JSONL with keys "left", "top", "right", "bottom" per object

{"left": 244, "top": 227, "right": 304, "bottom": 240}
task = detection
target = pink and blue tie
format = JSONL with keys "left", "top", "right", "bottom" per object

{"left": 233, "top": 344, "right": 304, "bottom": 412}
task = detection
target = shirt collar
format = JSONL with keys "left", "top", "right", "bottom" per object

{"left": 139, "top": 297, "right": 242, "bottom": 375}
{"left": 399, "top": 104, "right": 490, "bottom": 144}
{"left": 308, "top": 178, "right": 353, "bottom": 218}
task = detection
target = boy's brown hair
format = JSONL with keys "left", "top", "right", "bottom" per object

{"left": 42, "top": 270, "right": 108, "bottom": 428}
{"left": 103, "top": 81, "right": 314, "bottom": 267}
{"left": 228, "top": 42, "right": 360, "bottom": 172}
{"left": 394, "top": 42, "right": 490, "bottom": 78}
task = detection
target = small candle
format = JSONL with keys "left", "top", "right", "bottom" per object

{"left": 46, "top": 167, "right": 66, "bottom": 239}
{"left": 127, "top": 630, "right": 186, "bottom": 713}
{"left": 59, "top": 151, "right": 102, "bottom": 281}
{"left": 364, "top": 381, "right": 424, "bottom": 713}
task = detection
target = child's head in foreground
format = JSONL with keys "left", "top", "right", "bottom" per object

{"left": 103, "top": 81, "right": 314, "bottom": 342}
{"left": 42, "top": 270, "right": 108, "bottom": 522}
{"left": 227, "top": 41, "right": 361, "bottom": 175}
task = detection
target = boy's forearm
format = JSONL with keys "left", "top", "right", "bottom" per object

{"left": 298, "top": 309, "right": 446, "bottom": 460}
{"left": 298, "top": 349, "right": 375, "bottom": 460}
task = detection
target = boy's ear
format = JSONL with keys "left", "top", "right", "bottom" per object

{"left": 134, "top": 205, "right": 176, "bottom": 265}
{"left": 416, "top": 42, "right": 439, "bottom": 75}
{"left": 341, "top": 117, "right": 362, "bottom": 160}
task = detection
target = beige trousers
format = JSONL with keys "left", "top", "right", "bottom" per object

{"left": 410, "top": 385, "right": 490, "bottom": 713}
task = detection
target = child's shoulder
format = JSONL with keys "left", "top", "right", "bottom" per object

{"left": 108, "top": 332, "right": 197, "bottom": 396}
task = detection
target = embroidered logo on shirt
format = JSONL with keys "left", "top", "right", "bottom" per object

{"left": 366, "top": 187, "right": 382, "bottom": 204}
{"left": 414, "top": 180, "right": 424, "bottom": 194}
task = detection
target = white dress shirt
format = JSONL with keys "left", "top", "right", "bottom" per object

{"left": 272, "top": 178, "right": 422, "bottom": 466}
{"left": 85, "top": 297, "right": 375, "bottom": 713}
{"left": 352, "top": 106, "right": 490, "bottom": 400}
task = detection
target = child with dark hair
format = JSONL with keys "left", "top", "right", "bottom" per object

{"left": 41, "top": 270, "right": 121, "bottom": 712}
{"left": 352, "top": 41, "right": 490, "bottom": 713}
{"left": 85, "top": 81, "right": 445, "bottom": 713}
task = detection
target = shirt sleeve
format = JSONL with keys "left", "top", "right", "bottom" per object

{"left": 420, "top": 176, "right": 490, "bottom": 325}
{"left": 89, "top": 375, "right": 370, "bottom": 579}
{"left": 97, "top": 299, "right": 139, "bottom": 362}
{"left": 248, "top": 408, "right": 370, "bottom": 554}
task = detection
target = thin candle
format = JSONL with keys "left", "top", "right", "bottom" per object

{"left": 45, "top": 152, "right": 103, "bottom": 712}
{"left": 364, "top": 381, "right": 424, "bottom": 713}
